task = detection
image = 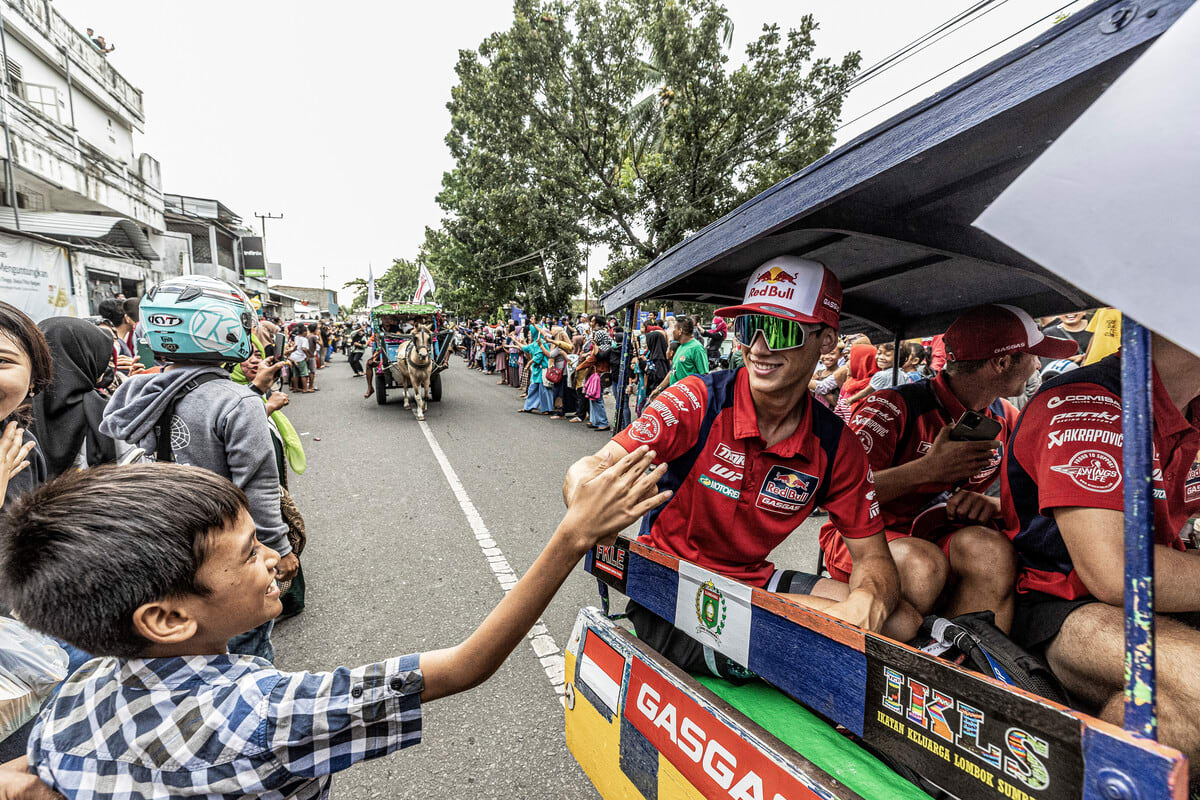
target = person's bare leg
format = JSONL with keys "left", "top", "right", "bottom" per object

{"left": 945, "top": 526, "right": 1017, "bottom": 632}
{"left": 887, "top": 536, "right": 949, "bottom": 616}
{"left": 1047, "top": 603, "right": 1200, "bottom": 782}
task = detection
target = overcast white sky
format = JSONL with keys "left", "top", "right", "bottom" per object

{"left": 52, "top": 0, "right": 1087, "bottom": 305}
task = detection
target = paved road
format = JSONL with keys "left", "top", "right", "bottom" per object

{"left": 274, "top": 355, "right": 822, "bottom": 799}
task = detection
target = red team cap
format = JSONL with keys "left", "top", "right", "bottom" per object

{"left": 943, "top": 304, "right": 1079, "bottom": 361}
{"left": 715, "top": 256, "right": 843, "bottom": 330}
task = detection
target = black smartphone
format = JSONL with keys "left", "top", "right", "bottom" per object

{"left": 274, "top": 332, "right": 286, "bottom": 359}
{"left": 950, "top": 410, "right": 1002, "bottom": 442}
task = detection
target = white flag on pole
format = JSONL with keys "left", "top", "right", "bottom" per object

{"left": 366, "top": 264, "right": 377, "bottom": 309}
{"left": 413, "top": 263, "right": 437, "bottom": 304}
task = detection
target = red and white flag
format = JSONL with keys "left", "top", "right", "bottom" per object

{"left": 412, "top": 263, "right": 437, "bottom": 304}
{"left": 578, "top": 631, "right": 624, "bottom": 712}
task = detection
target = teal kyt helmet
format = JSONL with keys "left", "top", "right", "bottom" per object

{"left": 141, "top": 276, "right": 256, "bottom": 363}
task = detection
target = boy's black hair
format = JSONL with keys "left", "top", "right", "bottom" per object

{"left": 96, "top": 297, "right": 126, "bottom": 327}
{"left": 0, "top": 464, "right": 248, "bottom": 658}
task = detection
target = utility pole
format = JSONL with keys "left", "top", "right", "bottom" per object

{"left": 253, "top": 211, "right": 283, "bottom": 271}
{"left": 320, "top": 267, "right": 328, "bottom": 290}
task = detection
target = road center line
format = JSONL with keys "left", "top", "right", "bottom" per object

{"left": 417, "top": 420, "right": 567, "bottom": 701}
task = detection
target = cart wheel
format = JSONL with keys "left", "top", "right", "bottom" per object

{"left": 375, "top": 372, "right": 388, "bottom": 405}
{"left": 430, "top": 371, "right": 443, "bottom": 402}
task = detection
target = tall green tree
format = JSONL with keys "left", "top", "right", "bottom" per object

{"left": 442, "top": 0, "right": 859, "bottom": 301}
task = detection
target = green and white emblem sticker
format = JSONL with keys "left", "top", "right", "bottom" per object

{"left": 695, "top": 580, "right": 727, "bottom": 635}
{"left": 676, "top": 561, "right": 753, "bottom": 664}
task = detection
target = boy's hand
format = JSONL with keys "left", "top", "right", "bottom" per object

{"left": 560, "top": 445, "right": 670, "bottom": 552}
{"left": 0, "top": 757, "right": 64, "bottom": 800}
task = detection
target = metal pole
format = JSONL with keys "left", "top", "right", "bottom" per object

{"left": 254, "top": 211, "right": 283, "bottom": 273}
{"left": 891, "top": 331, "right": 901, "bottom": 385}
{"left": 0, "top": 10, "right": 21, "bottom": 230}
{"left": 614, "top": 305, "right": 634, "bottom": 430}
{"left": 1120, "top": 317, "right": 1156, "bottom": 739}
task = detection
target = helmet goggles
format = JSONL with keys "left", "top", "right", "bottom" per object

{"left": 733, "top": 313, "right": 819, "bottom": 352}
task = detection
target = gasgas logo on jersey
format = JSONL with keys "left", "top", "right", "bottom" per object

{"left": 748, "top": 266, "right": 797, "bottom": 303}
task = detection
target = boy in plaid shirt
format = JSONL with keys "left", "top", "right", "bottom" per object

{"left": 0, "top": 452, "right": 669, "bottom": 799}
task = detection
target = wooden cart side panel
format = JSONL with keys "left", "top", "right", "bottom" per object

{"left": 588, "top": 540, "right": 1188, "bottom": 800}
{"left": 566, "top": 608, "right": 872, "bottom": 800}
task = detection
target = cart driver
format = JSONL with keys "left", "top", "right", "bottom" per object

{"left": 820, "top": 305, "right": 1076, "bottom": 633}
{"left": 565, "top": 256, "right": 918, "bottom": 680}
{"left": 379, "top": 315, "right": 402, "bottom": 335}
{"left": 1002, "top": 336, "right": 1200, "bottom": 775}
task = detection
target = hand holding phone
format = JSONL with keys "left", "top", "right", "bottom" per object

{"left": 949, "top": 410, "right": 1002, "bottom": 442}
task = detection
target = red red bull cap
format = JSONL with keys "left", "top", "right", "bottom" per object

{"left": 715, "top": 256, "right": 842, "bottom": 330}
{"left": 943, "top": 304, "right": 1079, "bottom": 361}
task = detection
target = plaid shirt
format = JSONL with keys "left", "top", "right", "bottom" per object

{"left": 29, "top": 652, "right": 423, "bottom": 799}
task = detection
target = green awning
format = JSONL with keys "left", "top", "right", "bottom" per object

{"left": 371, "top": 302, "right": 438, "bottom": 316}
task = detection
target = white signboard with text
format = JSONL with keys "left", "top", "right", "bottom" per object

{"left": 0, "top": 232, "right": 75, "bottom": 321}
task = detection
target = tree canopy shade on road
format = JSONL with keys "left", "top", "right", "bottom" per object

{"left": 377, "top": 0, "right": 859, "bottom": 317}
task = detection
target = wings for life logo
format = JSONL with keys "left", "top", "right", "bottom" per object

{"left": 756, "top": 465, "right": 819, "bottom": 514}
{"left": 1051, "top": 450, "right": 1122, "bottom": 493}
{"left": 694, "top": 580, "right": 727, "bottom": 642}
{"left": 627, "top": 414, "right": 661, "bottom": 443}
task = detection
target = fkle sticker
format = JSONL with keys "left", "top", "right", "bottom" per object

{"left": 756, "top": 465, "right": 820, "bottom": 515}
{"left": 674, "top": 561, "right": 752, "bottom": 668}
{"left": 592, "top": 538, "right": 629, "bottom": 594}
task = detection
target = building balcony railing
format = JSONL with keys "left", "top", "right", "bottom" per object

{"left": 5, "top": 0, "right": 144, "bottom": 122}
{"left": 3, "top": 94, "right": 163, "bottom": 229}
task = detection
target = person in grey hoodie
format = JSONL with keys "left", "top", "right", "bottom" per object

{"left": 100, "top": 359, "right": 295, "bottom": 661}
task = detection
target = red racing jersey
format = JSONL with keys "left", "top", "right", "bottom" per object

{"left": 820, "top": 375, "right": 1018, "bottom": 563}
{"left": 1003, "top": 355, "right": 1200, "bottom": 600}
{"left": 612, "top": 368, "right": 882, "bottom": 587}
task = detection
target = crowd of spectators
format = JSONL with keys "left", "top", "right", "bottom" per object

{"left": 0, "top": 281, "right": 316, "bottom": 776}
{"left": 460, "top": 311, "right": 735, "bottom": 432}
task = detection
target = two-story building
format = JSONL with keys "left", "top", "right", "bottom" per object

{"left": 0, "top": 0, "right": 169, "bottom": 320}
{"left": 163, "top": 192, "right": 297, "bottom": 319}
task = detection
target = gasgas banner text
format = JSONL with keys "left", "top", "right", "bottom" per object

{"left": 0, "top": 233, "right": 74, "bottom": 320}
{"left": 675, "top": 560, "right": 753, "bottom": 668}
{"left": 624, "top": 657, "right": 821, "bottom": 800}
{"left": 862, "top": 638, "right": 1082, "bottom": 800}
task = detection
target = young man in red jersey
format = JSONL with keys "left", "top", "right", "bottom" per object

{"left": 565, "top": 256, "right": 915, "bottom": 679}
{"left": 821, "top": 305, "right": 1075, "bottom": 632}
{"left": 1003, "top": 335, "right": 1200, "bottom": 776}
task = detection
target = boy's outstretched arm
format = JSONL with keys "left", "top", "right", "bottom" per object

{"left": 419, "top": 445, "right": 669, "bottom": 702}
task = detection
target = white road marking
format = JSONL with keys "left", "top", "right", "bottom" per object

{"left": 417, "top": 420, "right": 567, "bottom": 702}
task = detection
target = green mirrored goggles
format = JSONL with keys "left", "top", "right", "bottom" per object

{"left": 733, "top": 313, "right": 816, "bottom": 351}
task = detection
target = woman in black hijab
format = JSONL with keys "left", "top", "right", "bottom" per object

{"left": 31, "top": 317, "right": 117, "bottom": 478}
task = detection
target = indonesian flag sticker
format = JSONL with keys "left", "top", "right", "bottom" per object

{"left": 578, "top": 631, "right": 625, "bottom": 714}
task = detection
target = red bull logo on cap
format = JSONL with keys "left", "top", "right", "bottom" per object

{"left": 756, "top": 465, "right": 819, "bottom": 515}
{"left": 755, "top": 266, "right": 797, "bottom": 285}
{"left": 748, "top": 266, "right": 798, "bottom": 303}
